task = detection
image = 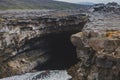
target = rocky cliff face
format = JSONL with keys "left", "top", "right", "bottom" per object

{"left": 1, "top": 6, "right": 120, "bottom": 80}
{"left": 68, "top": 12, "right": 120, "bottom": 80}
{"left": 0, "top": 10, "right": 87, "bottom": 78}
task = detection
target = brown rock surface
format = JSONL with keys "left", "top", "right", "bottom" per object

{"left": 0, "top": 10, "right": 87, "bottom": 78}
{"left": 68, "top": 12, "right": 120, "bottom": 80}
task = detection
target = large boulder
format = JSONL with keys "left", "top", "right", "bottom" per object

{"left": 68, "top": 12, "right": 120, "bottom": 80}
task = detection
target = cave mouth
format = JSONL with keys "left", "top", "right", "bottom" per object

{"left": 34, "top": 32, "right": 78, "bottom": 70}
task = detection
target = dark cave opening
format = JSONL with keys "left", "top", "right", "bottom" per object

{"left": 35, "top": 32, "right": 78, "bottom": 70}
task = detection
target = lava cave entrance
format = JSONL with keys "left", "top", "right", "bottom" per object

{"left": 35, "top": 32, "right": 78, "bottom": 70}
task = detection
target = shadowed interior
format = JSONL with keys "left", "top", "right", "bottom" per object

{"left": 34, "top": 32, "right": 78, "bottom": 70}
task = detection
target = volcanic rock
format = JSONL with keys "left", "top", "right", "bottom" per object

{"left": 0, "top": 10, "right": 87, "bottom": 78}
{"left": 68, "top": 12, "right": 120, "bottom": 80}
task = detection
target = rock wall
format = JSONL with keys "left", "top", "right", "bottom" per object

{"left": 2, "top": 9, "right": 120, "bottom": 80}
{"left": 0, "top": 11, "right": 87, "bottom": 78}
{"left": 68, "top": 13, "right": 120, "bottom": 80}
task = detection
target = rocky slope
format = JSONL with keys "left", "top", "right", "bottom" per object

{"left": 0, "top": 10, "right": 88, "bottom": 78}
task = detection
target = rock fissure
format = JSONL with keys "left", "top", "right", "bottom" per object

{"left": 0, "top": 11, "right": 87, "bottom": 78}
{"left": 1, "top": 4, "right": 120, "bottom": 80}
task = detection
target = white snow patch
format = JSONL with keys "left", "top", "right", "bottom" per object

{"left": 0, "top": 70, "right": 72, "bottom": 80}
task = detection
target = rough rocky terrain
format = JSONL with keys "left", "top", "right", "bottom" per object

{"left": 1, "top": 2, "right": 120, "bottom": 80}
{"left": 93, "top": 2, "right": 120, "bottom": 14}
{"left": 0, "top": 10, "right": 87, "bottom": 78}
{"left": 68, "top": 4, "right": 120, "bottom": 80}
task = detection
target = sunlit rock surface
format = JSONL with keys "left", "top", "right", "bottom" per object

{"left": 68, "top": 12, "right": 120, "bottom": 80}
